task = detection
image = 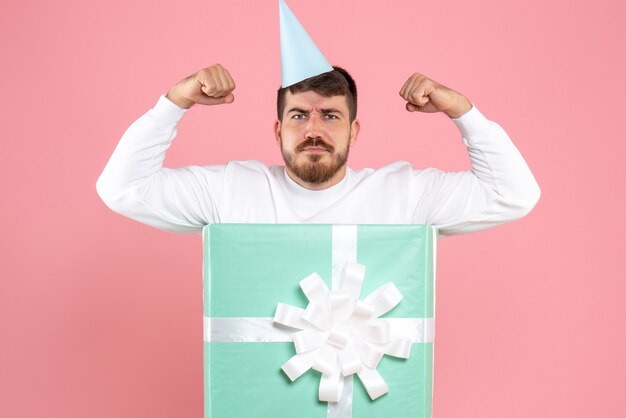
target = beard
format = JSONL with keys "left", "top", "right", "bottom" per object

{"left": 282, "top": 137, "right": 350, "bottom": 185}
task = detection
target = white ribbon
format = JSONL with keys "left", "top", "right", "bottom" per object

{"left": 274, "top": 261, "right": 415, "bottom": 403}
{"left": 205, "top": 317, "right": 433, "bottom": 344}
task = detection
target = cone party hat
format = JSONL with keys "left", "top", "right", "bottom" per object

{"left": 279, "top": 0, "right": 333, "bottom": 87}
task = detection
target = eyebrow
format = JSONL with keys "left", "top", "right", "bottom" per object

{"left": 287, "top": 107, "right": 344, "bottom": 116}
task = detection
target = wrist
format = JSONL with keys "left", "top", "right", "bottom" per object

{"left": 165, "top": 88, "right": 194, "bottom": 110}
{"left": 445, "top": 95, "right": 472, "bottom": 119}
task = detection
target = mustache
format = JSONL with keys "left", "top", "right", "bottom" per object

{"left": 295, "top": 138, "right": 335, "bottom": 153}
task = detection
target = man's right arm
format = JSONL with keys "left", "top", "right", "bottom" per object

{"left": 96, "top": 64, "right": 236, "bottom": 234}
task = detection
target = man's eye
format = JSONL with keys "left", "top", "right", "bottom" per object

{"left": 325, "top": 114, "right": 338, "bottom": 120}
{"left": 293, "top": 114, "right": 306, "bottom": 120}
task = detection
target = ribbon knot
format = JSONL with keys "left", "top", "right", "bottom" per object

{"left": 273, "top": 262, "right": 412, "bottom": 403}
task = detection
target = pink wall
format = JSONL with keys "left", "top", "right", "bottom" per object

{"left": 1, "top": 0, "right": 625, "bottom": 417}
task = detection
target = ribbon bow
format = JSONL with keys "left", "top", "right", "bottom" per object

{"left": 273, "top": 262, "right": 412, "bottom": 402}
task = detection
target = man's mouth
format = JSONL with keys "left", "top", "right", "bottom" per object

{"left": 302, "top": 146, "right": 329, "bottom": 153}
{"left": 296, "top": 139, "right": 334, "bottom": 153}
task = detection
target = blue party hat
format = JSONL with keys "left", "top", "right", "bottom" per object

{"left": 279, "top": 0, "right": 333, "bottom": 87}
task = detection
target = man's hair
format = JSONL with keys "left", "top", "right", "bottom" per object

{"left": 277, "top": 66, "right": 358, "bottom": 122}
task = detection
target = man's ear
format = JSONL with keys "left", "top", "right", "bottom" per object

{"left": 274, "top": 119, "right": 281, "bottom": 146}
{"left": 349, "top": 119, "right": 360, "bottom": 146}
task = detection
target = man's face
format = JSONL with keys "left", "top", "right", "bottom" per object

{"left": 275, "top": 90, "right": 359, "bottom": 189}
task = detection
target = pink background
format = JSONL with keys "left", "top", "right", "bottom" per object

{"left": 1, "top": 0, "right": 625, "bottom": 417}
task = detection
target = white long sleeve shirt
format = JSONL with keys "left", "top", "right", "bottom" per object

{"left": 96, "top": 95, "right": 540, "bottom": 236}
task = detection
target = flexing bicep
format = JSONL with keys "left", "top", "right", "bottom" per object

{"left": 411, "top": 107, "right": 540, "bottom": 236}
{"left": 96, "top": 95, "right": 227, "bottom": 233}
{"left": 99, "top": 164, "right": 225, "bottom": 234}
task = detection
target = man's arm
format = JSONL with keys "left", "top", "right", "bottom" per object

{"left": 96, "top": 64, "right": 236, "bottom": 233}
{"left": 400, "top": 73, "right": 541, "bottom": 236}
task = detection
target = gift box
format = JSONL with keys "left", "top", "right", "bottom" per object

{"left": 202, "top": 224, "right": 436, "bottom": 418}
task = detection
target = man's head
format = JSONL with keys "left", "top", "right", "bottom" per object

{"left": 275, "top": 66, "right": 360, "bottom": 190}
{"left": 277, "top": 66, "right": 358, "bottom": 123}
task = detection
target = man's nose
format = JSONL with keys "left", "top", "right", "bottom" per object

{"left": 305, "top": 114, "right": 323, "bottom": 139}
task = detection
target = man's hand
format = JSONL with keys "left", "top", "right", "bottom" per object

{"left": 399, "top": 73, "right": 472, "bottom": 119}
{"left": 165, "top": 64, "right": 236, "bottom": 109}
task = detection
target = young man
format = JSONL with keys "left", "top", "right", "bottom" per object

{"left": 96, "top": 64, "right": 540, "bottom": 235}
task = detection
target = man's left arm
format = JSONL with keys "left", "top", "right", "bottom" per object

{"left": 400, "top": 73, "right": 541, "bottom": 236}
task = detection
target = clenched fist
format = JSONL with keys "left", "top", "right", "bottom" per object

{"left": 166, "top": 64, "right": 236, "bottom": 109}
{"left": 399, "top": 73, "right": 472, "bottom": 119}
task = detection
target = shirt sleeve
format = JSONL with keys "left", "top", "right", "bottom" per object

{"left": 411, "top": 105, "right": 541, "bottom": 236}
{"left": 96, "top": 95, "right": 225, "bottom": 234}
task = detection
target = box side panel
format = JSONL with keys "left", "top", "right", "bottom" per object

{"left": 208, "top": 224, "right": 333, "bottom": 317}
{"left": 204, "top": 225, "right": 333, "bottom": 417}
{"left": 208, "top": 342, "right": 327, "bottom": 418}
{"left": 354, "top": 225, "right": 434, "bottom": 417}
{"left": 352, "top": 343, "right": 433, "bottom": 418}
{"left": 356, "top": 224, "right": 432, "bottom": 318}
